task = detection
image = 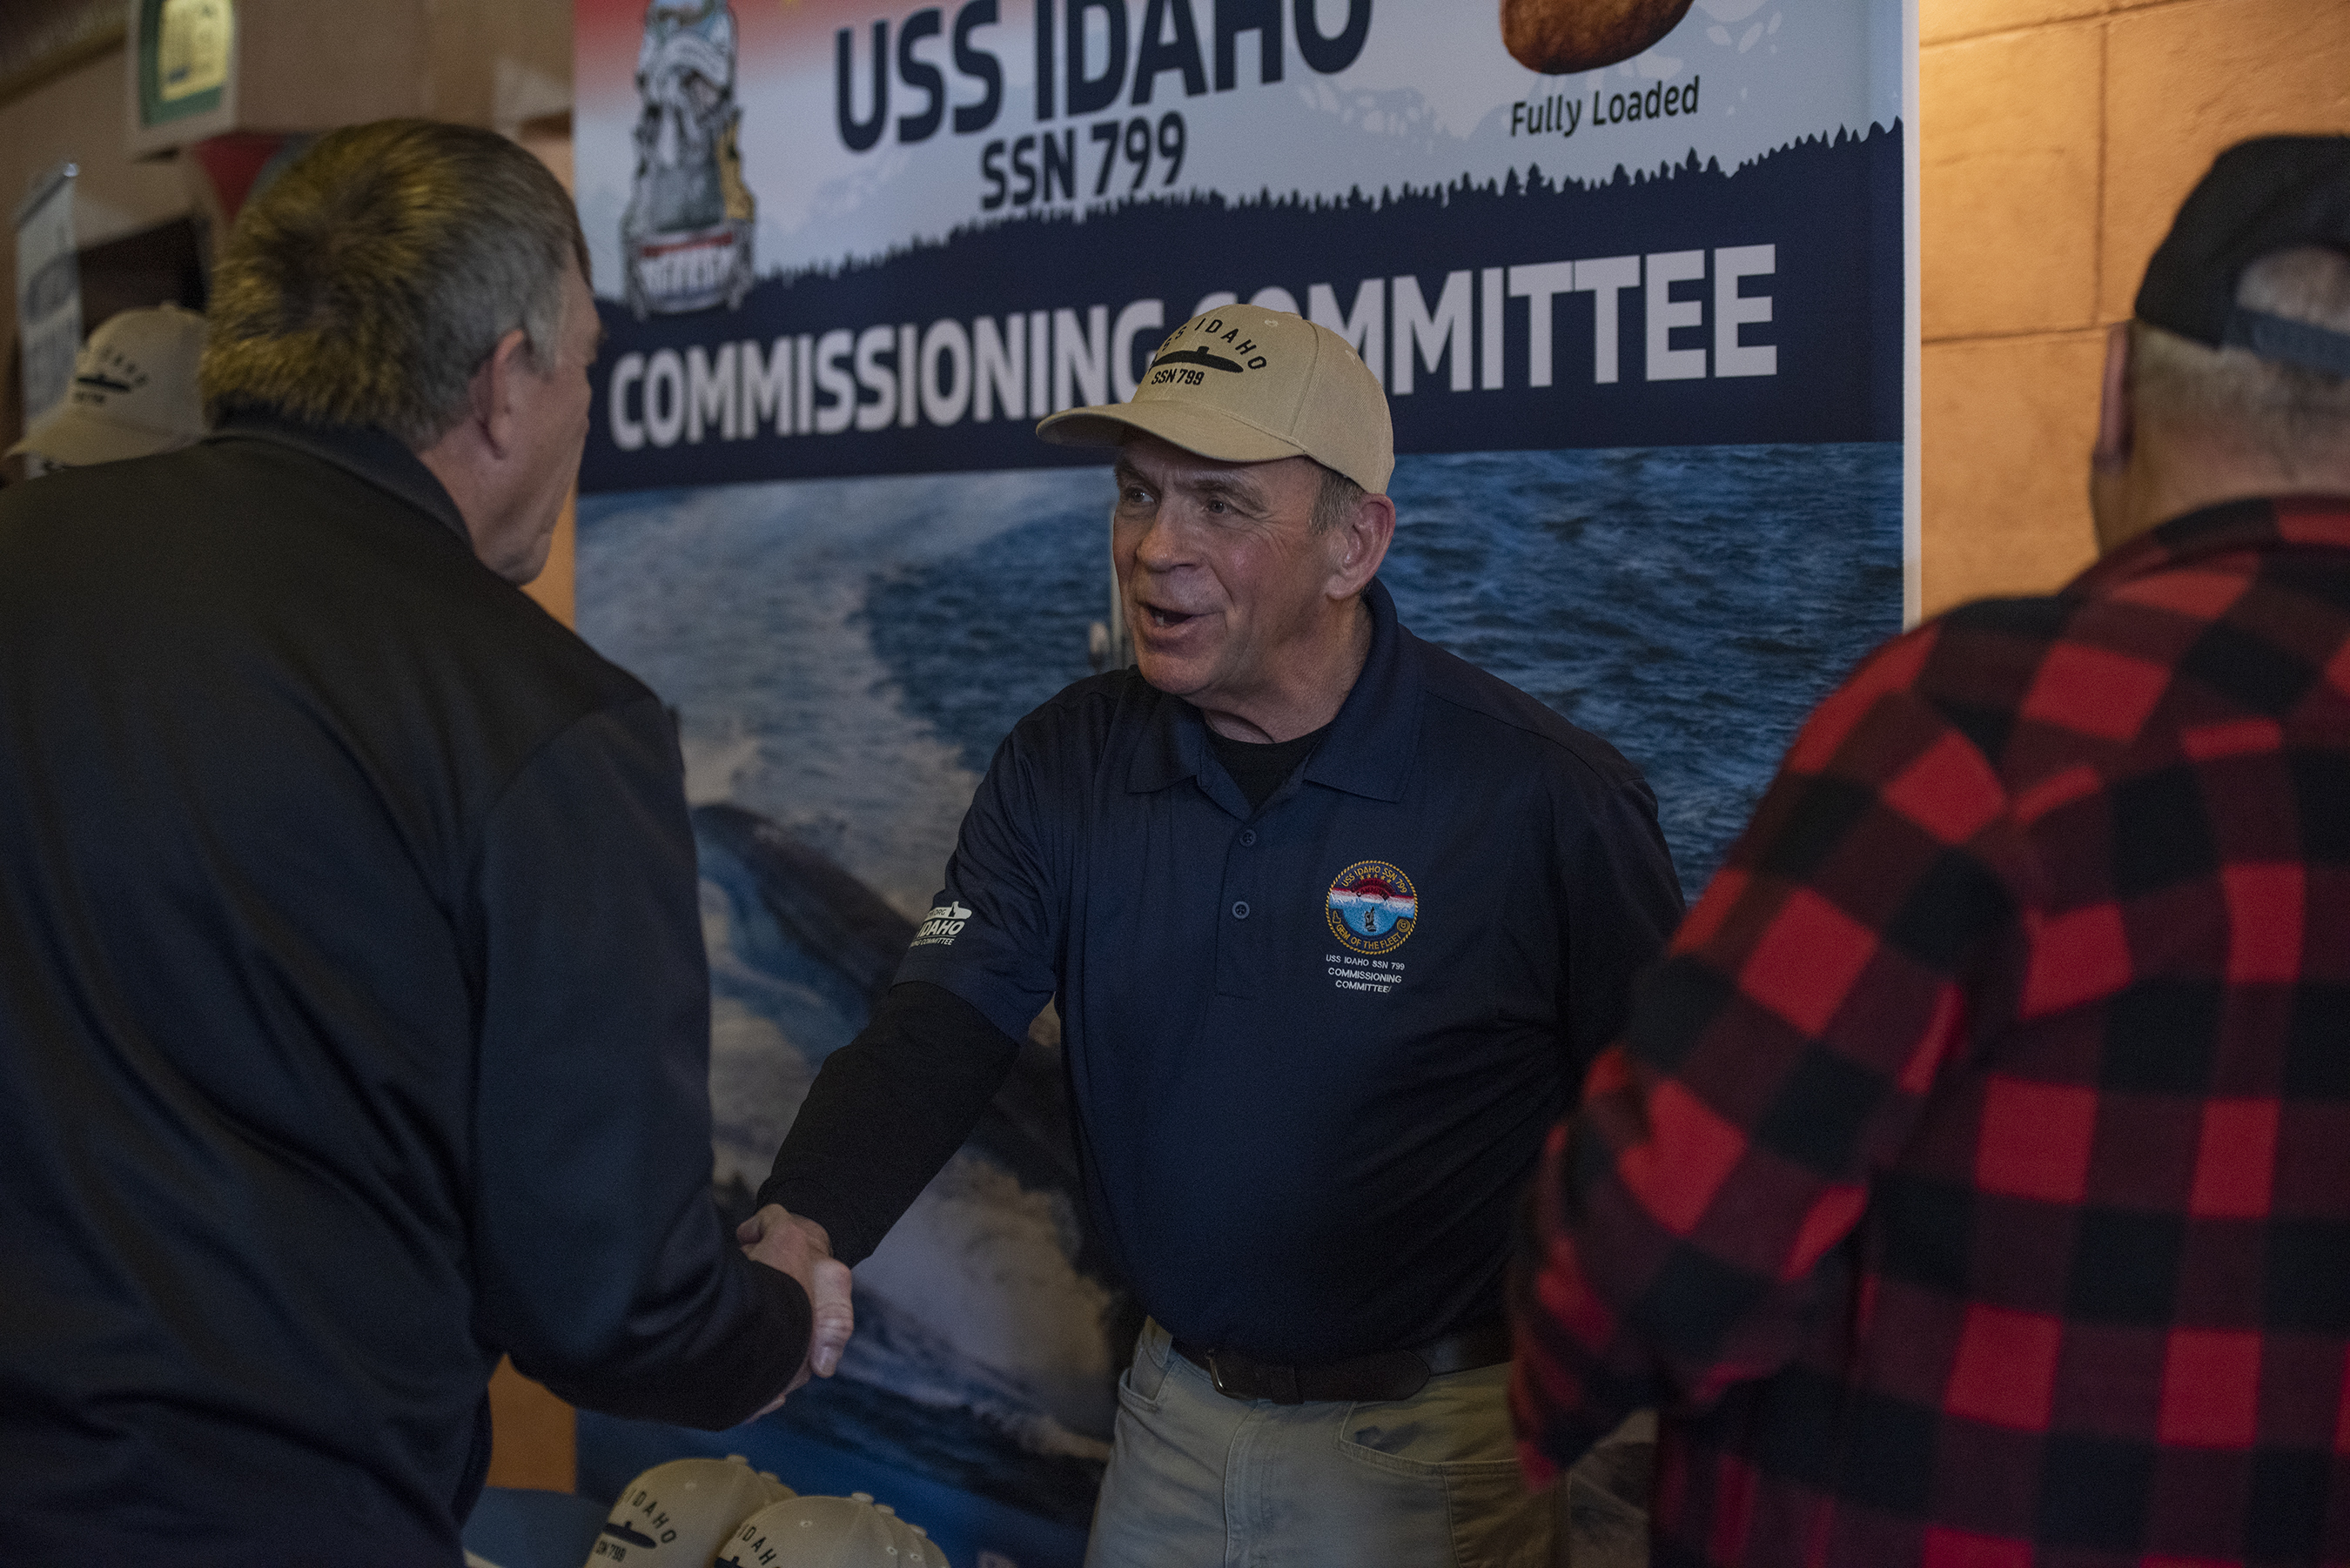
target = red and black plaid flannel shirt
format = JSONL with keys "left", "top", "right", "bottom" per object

{"left": 1512, "top": 497, "right": 2350, "bottom": 1565}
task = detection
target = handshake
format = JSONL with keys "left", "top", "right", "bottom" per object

{"left": 735, "top": 1204, "right": 857, "bottom": 1414}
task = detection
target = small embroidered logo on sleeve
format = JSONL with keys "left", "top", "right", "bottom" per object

{"left": 911, "top": 900, "right": 974, "bottom": 947}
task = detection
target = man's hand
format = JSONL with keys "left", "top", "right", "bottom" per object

{"left": 737, "top": 1204, "right": 854, "bottom": 1415}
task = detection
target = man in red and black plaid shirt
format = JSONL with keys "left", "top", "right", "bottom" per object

{"left": 1512, "top": 137, "right": 2350, "bottom": 1565}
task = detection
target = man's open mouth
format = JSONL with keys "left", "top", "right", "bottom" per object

{"left": 1143, "top": 605, "right": 1202, "bottom": 629}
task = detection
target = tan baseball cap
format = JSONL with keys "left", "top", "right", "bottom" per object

{"left": 7, "top": 304, "right": 206, "bottom": 467}
{"left": 716, "top": 1493, "right": 920, "bottom": 1568}
{"left": 871, "top": 1502, "right": 948, "bottom": 1568}
{"left": 1037, "top": 305, "right": 1394, "bottom": 494}
{"left": 591, "top": 1454, "right": 796, "bottom": 1567}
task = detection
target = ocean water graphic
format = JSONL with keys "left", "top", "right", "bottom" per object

{"left": 581, "top": 472, "right": 1126, "bottom": 1531}
{"left": 1384, "top": 443, "right": 1903, "bottom": 889}
{"left": 860, "top": 442, "right": 1904, "bottom": 892}
{"left": 580, "top": 467, "right": 1102, "bottom": 917}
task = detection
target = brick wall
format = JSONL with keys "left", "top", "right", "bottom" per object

{"left": 1918, "top": 0, "right": 2350, "bottom": 617}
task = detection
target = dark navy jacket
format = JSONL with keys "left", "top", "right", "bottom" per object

{"left": 894, "top": 579, "right": 1683, "bottom": 1363}
{"left": 0, "top": 417, "right": 807, "bottom": 1566}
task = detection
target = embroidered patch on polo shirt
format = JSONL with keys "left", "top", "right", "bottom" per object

{"left": 1326, "top": 861, "right": 1419, "bottom": 955}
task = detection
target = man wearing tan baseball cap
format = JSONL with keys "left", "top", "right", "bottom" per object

{"left": 742, "top": 306, "right": 1682, "bottom": 1566}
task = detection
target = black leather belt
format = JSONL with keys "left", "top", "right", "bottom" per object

{"left": 1172, "top": 1321, "right": 1511, "bottom": 1404}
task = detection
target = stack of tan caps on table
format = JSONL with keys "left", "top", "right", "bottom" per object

{"left": 583, "top": 1454, "right": 949, "bottom": 1567}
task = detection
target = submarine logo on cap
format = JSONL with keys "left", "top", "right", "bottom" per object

{"left": 1148, "top": 346, "right": 1246, "bottom": 374}
{"left": 601, "top": 1519, "right": 661, "bottom": 1549}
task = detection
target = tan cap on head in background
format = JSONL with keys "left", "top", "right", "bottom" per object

{"left": 589, "top": 1454, "right": 796, "bottom": 1567}
{"left": 1037, "top": 306, "right": 1394, "bottom": 494}
{"left": 871, "top": 1500, "right": 949, "bottom": 1568}
{"left": 6, "top": 305, "right": 207, "bottom": 468}
{"left": 716, "top": 1492, "right": 927, "bottom": 1568}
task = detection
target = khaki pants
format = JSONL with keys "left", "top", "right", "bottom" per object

{"left": 1084, "top": 1320, "right": 1649, "bottom": 1568}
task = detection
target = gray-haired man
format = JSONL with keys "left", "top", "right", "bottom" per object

{"left": 0, "top": 120, "right": 843, "bottom": 1565}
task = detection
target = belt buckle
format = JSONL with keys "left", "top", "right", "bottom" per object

{"left": 1205, "top": 1350, "right": 1301, "bottom": 1404}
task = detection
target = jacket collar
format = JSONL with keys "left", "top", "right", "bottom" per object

{"left": 208, "top": 412, "right": 473, "bottom": 552}
{"left": 2070, "top": 494, "right": 2350, "bottom": 598}
{"left": 1126, "top": 577, "right": 1421, "bottom": 805}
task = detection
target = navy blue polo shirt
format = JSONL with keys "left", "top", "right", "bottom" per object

{"left": 898, "top": 579, "right": 1682, "bottom": 1363}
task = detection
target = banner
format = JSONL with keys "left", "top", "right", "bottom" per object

{"left": 15, "top": 164, "right": 81, "bottom": 441}
{"left": 572, "top": 3, "right": 1914, "bottom": 1563}
{"left": 578, "top": 0, "right": 1905, "bottom": 490}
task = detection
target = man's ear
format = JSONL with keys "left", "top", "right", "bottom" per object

{"left": 2094, "top": 321, "right": 2133, "bottom": 472}
{"left": 2091, "top": 320, "right": 2134, "bottom": 549}
{"left": 473, "top": 327, "right": 533, "bottom": 459}
{"left": 1326, "top": 490, "right": 1396, "bottom": 600}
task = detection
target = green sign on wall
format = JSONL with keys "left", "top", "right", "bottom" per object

{"left": 137, "top": 0, "right": 232, "bottom": 130}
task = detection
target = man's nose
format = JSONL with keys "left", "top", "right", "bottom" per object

{"left": 1127, "top": 510, "right": 1189, "bottom": 571}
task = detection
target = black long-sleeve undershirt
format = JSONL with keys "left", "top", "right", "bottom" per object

{"left": 756, "top": 981, "right": 1024, "bottom": 1265}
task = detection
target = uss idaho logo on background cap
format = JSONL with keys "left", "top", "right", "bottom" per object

{"left": 7, "top": 304, "right": 207, "bottom": 469}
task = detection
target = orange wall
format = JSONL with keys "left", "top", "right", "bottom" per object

{"left": 1917, "top": 0, "right": 2350, "bottom": 618}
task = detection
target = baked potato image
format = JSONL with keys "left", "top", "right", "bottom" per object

{"left": 1502, "top": 0, "right": 1696, "bottom": 73}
